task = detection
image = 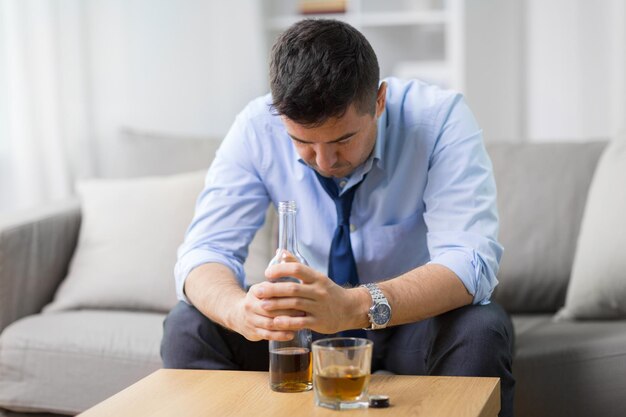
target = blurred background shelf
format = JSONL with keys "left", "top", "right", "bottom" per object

{"left": 267, "top": 10, "right": 448, "bottom": 30}
{"left": 264, "top": 0, "right": 464, "bottom": 91}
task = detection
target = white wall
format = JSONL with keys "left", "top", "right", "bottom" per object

{"left": 464, "top": 0, "right": 524, "bottom": 143}
{"left": 607, "top": 0, "right": 626, "bottom": 138}
{"left": 526, "top": 0, "right": 610, "bottom": 141}
{"left": 464, "top": 0, "right": 625, "bottom": 143}
{"left": 86, "top": 0, "right": 267, "bottom": 177}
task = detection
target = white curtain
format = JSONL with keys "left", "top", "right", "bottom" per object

{"left": 0, "top": 0, "right": 95, "bottom": 212}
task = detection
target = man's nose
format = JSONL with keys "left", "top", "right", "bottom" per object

{"left": 314, "top": 145, "right": 338, "bottom": 170}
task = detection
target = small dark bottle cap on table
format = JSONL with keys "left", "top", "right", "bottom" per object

{"left": 369, "top": 394, "right": 390, "bottom": 408}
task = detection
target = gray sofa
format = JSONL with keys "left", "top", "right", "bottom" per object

{"left": 1, "top": 141, "right": 625, "bottom": 417}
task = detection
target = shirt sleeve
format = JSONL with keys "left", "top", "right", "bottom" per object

{"left": 174, "top": 110, "right": 270, "bottom": 304}
{"left": 423, "top": 94, "right": 503, "bottom": 305}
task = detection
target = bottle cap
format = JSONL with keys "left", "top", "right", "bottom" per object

{"left": 369, "top": 394, "right": 390, "bottom": 408}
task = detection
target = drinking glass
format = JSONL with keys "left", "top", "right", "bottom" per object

{"left": 312, "top": 337, "right": 373, "bottom": 410}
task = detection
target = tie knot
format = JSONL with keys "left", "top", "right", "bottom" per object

{"left": 314, "top": 172, "right": 367, "bottom": 227}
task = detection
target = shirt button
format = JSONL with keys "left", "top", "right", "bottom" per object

{"left": 339, "top": 180, "right": 347, "bottom": 188}
{"left": 350, "top": 224, "right": 357, "bottom": 233}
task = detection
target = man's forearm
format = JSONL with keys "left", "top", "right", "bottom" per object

{"left": 184, "top": 262, "right": 246, "bottom": 331}
{"left": 350, "top": 263, "right": 473, "bottom": 329}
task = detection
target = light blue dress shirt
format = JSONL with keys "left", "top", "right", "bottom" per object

{"left": 175, "top": 77, "right": 503, "bottom": 305}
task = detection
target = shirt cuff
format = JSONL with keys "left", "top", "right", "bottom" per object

{"left": 428, "top": 249, "right": 495, "bottom": 305}
{"left": 174, "top": 249, "right": 245, "bottom": 304}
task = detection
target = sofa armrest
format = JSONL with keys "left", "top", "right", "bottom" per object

{"left": 0, "top": 200, "right": 81, "bottom": 332}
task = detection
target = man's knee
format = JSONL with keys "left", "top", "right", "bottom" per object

{"left": 430, "top": 303, "right": 513, "bottom": 373}
{"left": 437, "top": 303, "right": 512, "bottom": 340}
{"left": 161, "top": 301, "right": 211, "bottom": 368}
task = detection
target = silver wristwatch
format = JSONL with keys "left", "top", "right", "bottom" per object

{"left": 361, "top": 283, "right": 392, "bottom": 330}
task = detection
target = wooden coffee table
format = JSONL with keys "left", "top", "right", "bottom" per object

{"left": 78, "top": 370, "right": 499, "bottom": 417}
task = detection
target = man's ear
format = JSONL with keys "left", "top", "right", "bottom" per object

{"left": 376, "top": 82, "right": 387, "bottom": 118}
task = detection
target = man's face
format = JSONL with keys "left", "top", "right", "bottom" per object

{"left": 282, "top": 83, "right": 387, "bottom": 178}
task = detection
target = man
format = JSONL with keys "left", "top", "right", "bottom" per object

{"left": 161, "top": 19, "right": 514, "bottom": 417}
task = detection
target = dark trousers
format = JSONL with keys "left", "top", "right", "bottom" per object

{"left": 161, "top": 301, "right": 515, "bottom": 417}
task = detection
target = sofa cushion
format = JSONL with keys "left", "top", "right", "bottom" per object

{"left": 43, "top": 171, "right": 205, "bottom": 313}
{"left": 557, "top": 139, "right": 626, "bottom": 319}
{"left": 512, "top": 315, "right": 626, "bottom": 417}
{"left": 486, "top": 142, "right": 606, "bottom": 313}
{"left": 0, "top": 311, "right": 164, "bottom": 414}
{"left": 43, "top": 167, "right": 275, "bottom": 314}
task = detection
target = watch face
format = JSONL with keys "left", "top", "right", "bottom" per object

{"left": 372, "top": 303, "right": 391, "bottom": 325}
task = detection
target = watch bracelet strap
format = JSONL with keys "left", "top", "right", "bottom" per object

{"left": 364, "top": 283, "right": 387, "bottom": 304}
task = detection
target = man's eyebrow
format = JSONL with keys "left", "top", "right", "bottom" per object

{"left": 288, "top": 131, "right": 358, "bottom": 144}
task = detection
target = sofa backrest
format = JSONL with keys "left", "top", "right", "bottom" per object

{"left": 487, "top": 141, "right": 607, "bottom": 313}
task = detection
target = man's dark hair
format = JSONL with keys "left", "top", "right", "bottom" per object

{"left": 269, "top": 19, "right": 380, "bottom": 126}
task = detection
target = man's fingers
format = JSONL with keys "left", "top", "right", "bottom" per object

{"left": 248, "top": 310, "right": 313, "bottom": 333}
{"left": 246, "top": 314, "right": 297, "bottom": 341}
{"left": 253, "top": 281, "right": 317, "bottom": 300}
{"left": 273, "top": 315, "right": 315, "bottom": 331}
{"left": 261, "top": 297, "right": 313, "bottom": 313}
{"left": 251, "top": 314, "right": 275, "bottom": 330}
{"left": 273, "top": 249, "right": 299, "bottom": 263}
{"left": 254, "top": 329, "right": 295, "bottom": 342}
{"left": 261, "top": 308, "right": 307, "bottom": 318}
{"left": 265, "top": 262, "right": 321, "bottom": 284}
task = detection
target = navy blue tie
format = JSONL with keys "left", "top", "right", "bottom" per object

{"left": 315, "top": 172, "right": 367, "bottom": 287}
{"left": 315, "top": 172, "right": 368, "bottom": 338}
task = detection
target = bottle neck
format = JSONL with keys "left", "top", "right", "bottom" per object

{"left": 277, "top": 209, "right": 298, "bottom": 253}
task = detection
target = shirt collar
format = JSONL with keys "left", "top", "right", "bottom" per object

{"left": 373, "top": 107, "right": 387, "bottom": 171}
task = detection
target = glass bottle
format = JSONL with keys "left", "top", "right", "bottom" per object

{"left": 268, "top": 201, "right": 313, "bottom": 392}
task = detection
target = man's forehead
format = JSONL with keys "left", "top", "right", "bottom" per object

{"left": 281, "top": 105, "right": 369, "bottom": 143}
